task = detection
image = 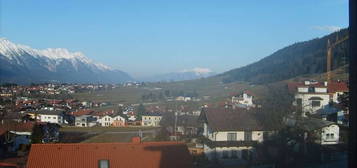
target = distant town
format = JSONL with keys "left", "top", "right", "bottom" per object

{"left": 0, "top": 78, "right": 349, "bottom": 167}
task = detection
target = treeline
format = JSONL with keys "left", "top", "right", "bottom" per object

{"left": 221, "top": 28, "right": 349, "bottom": 84}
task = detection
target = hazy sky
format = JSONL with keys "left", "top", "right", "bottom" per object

{"left": 0, "top": 0, "right": 348, "bottom": 78}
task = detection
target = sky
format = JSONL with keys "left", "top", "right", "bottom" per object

{"left": 0, "top": 0, "right": 349, "bottom": 78}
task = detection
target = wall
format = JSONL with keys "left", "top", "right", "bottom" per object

{"left": 40, "top": 114, "right": 62, "bottom": 124}
{"left": 295, "top": 93, "right": 330, "bottom": 116}
{"left": 204, "top": 145, "right": 254, "bottom": 161}
{"left": 205, "top": 129, "right": 264, "bottom": 142}
{"left": 320, "top": 124, "right": 340, "bottom": 145}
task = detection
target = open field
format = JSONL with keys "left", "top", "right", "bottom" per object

{"left": 59, "top": 127, "right": 159, "bottom": 143}
{"left": 72, "top": 76, "right": 252, "bottom": 106}
{"left": 72, "top": 87, "right": 151, "bottom": 104}
{"left": 81, "top": 132, "right": 155, "bottom": 143}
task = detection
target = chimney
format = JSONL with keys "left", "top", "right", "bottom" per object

{"left": 131, "top": 136, "right": 141, "bottom": 143}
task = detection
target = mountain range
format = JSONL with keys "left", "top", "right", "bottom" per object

{"left": 0, "top": 38, "right": 132, "bottom": 84}
{"left": 139, "top": 68, "right": 216, "bottom": 82}
{"left": 0, "top": 28, "right": 349, "bottom": 85}
{"left": 220, "top": 28, "right": 349, "bottom": 84}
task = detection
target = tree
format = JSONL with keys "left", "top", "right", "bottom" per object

{"left": 136, "top": 104, "right": 146, "bottom": 120}
{"left": 338, "top": 92, "right": 349, "bottom": 112}
{"left": 31, "top": 124, "right": 44, "bottom": 144}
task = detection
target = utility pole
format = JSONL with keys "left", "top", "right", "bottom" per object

{"left": 174, "top": 111, "right": 178, "bottom": 141}
{"left": 326, "top": 35, "right": 349, "bottom": 81}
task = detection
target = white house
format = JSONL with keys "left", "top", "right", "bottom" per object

{"left": 231, "top": 92, "right": 254, "bottom": 108}
{"left": 290, "top": 81, "right": 331, "bottom": 117}
{"left": 141, "top": 113, "right": 162, "bottom": 127}
{"left": 75, "top": 115, "right": 97, "bottom": 127}
{"left": 36, "top": 110, "right": 64, "bottom": 124}
{"left": 98, "top": 115, "right": 114, "bottom": 127}
{"left": 199, "top": 107, "right": 264, "bottom": 163}
{"left": 288, "top": 117, "right": 340, "bottom": 145}
{"left": 290, "top": 80, "right": 349, "bottom": 117}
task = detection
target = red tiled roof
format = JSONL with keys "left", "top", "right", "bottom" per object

{"left": 0, "top": 121, "right": 34, "bottom": 135}
{"left": 328, "top": 82, "right": 348, "bottom": 93}
{"left": 92, "top": 110, "right": 115, "bottom": 117}
{"left": 27, "top": 142, "right": 193, "bottom": 168}
{"left": 71, "top": 109, "right": 95, "bottom": 116}
{"left": 288, "top": 81, "right": 348, "bottom": 93}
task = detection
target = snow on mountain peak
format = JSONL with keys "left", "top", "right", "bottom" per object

{"left": 181, "top": 67, "right": 213, "bottom": 75}
{"left": 0, "top": 38, "right": 113, "bottom": 71}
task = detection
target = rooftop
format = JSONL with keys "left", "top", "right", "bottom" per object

{"left": 199, "top": 107, "right": 263, "bottom": 131}
{"left": 27, "top": 141, "right": 193, "bottom": 168}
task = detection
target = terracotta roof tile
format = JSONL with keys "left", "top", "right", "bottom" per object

{"left": 71, "top": 109, "right": 95, "bottom": 117}
{"left": 27, "top": 142, "right": 193, "bottom": 168}
{"left": 0, "top": 121, "right": 34, "bottom": 134}
{"left": 328, "top": 82, "right": 348, "bottom": 93}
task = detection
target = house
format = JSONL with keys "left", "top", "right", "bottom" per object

{"left": 175, "top": 115, "right": 200, "bottom": 136}
{"left": 141, "top": 113, "right": 162, "bottom": 127}
{"left": 0, "top": 121, "right": 33, "bottom": 155}
{"left": 35, "top": 110, "right": 64, "bottom": 124}
{"left": 231, "top": 91, "right": 255, "bottom": 108}
{"left": 75, "top": 115, "right": 97, "bottom": 127}
{"left": 285, "top": 117, "right": 340, "bottom": 145}
{"left": 327, "top": 81, "right": 348, "bottom": 103}
{"left": 199, "top": 107, "right": 264, "bottom": 163}
{"left": 98, "top": 115, "right": 114, "bottom": 127}
{"left": 314, "top": 103, "right": 347, "bottom": 125}
{"left": 93, "top": 110, "right": 126, "bottom": 127}
{"left": 288, "top": 80, "right": 349, "bottom": 117}
{"left": 291, "top": 81, "right": 330, "bottom": 117}
{"left": 26, "top": 138, "right": 193, "bottom": 168}
{"left": 112, "top": 115, "right": 126, "bottom": 127}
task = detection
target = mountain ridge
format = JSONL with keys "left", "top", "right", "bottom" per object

{"left": 220, "top": 28, "right": 349, "bottom": 84}
{"left": 0, "top": 38, "right": 132, "bottom": 84}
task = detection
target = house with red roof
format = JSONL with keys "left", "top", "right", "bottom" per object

{"left": 26, "top": 138, "right": 193, "bottom": 168}
{"left": 288, "top": 80, "right": 348, "bottom": 117}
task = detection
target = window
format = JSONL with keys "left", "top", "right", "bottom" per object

{"left": 244, "top": 131, "right": 252, "bottom": 141}
{"left": 98, "top": 160, "right": 109, "bottom": 168}
{"left": 242, "top": 150, "right": 249, "bottom": 160}
{"left": 327, "top": 133, "right": 335, "bottom": 139}
{"left": 227, "top": 133, "right": 237, "bottom": 141}
{"left": 222, "top": 150, "right": 228, "bottom": 159}
{"left": 231, "top": 150, "right": 238, "bottom": 158}
{"left": 311, "top": 101, "right": 321, "bottom": 107}
{"left": 53, "top": 117, "right": 56, "bottom": 119}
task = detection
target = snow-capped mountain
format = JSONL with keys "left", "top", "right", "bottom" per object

{"left": 0, "top": 38, "right": 132, "bottom": 84}
{"left": 140, "top": 68, "right": 216, "bottom": 82}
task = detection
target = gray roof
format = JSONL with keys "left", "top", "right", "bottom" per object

{"left": 36, "top": 110, "right": 64, "bottom": 115}
{"left": 296, "top": 118, "right": 336, "bottom": 132}
{"left": 199, "top": 107, "right": 263, "bottom": 131}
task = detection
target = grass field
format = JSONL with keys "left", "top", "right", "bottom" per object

{"left": 71, "top": 76, "right": 252, "bottom": 106}
{"left": 72, "top": 87, "right": 150, "bottom": 104}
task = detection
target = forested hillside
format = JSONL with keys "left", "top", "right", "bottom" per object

{"left": 221, "top": 28, "right": 349, "bottom": 84}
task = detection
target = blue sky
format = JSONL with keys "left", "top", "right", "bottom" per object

{"left": 0, "top": 0, "right": 348, "bottom": 78}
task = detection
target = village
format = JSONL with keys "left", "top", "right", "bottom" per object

{"left": 0, "top": 79, "right": 349, "bottom": 168}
